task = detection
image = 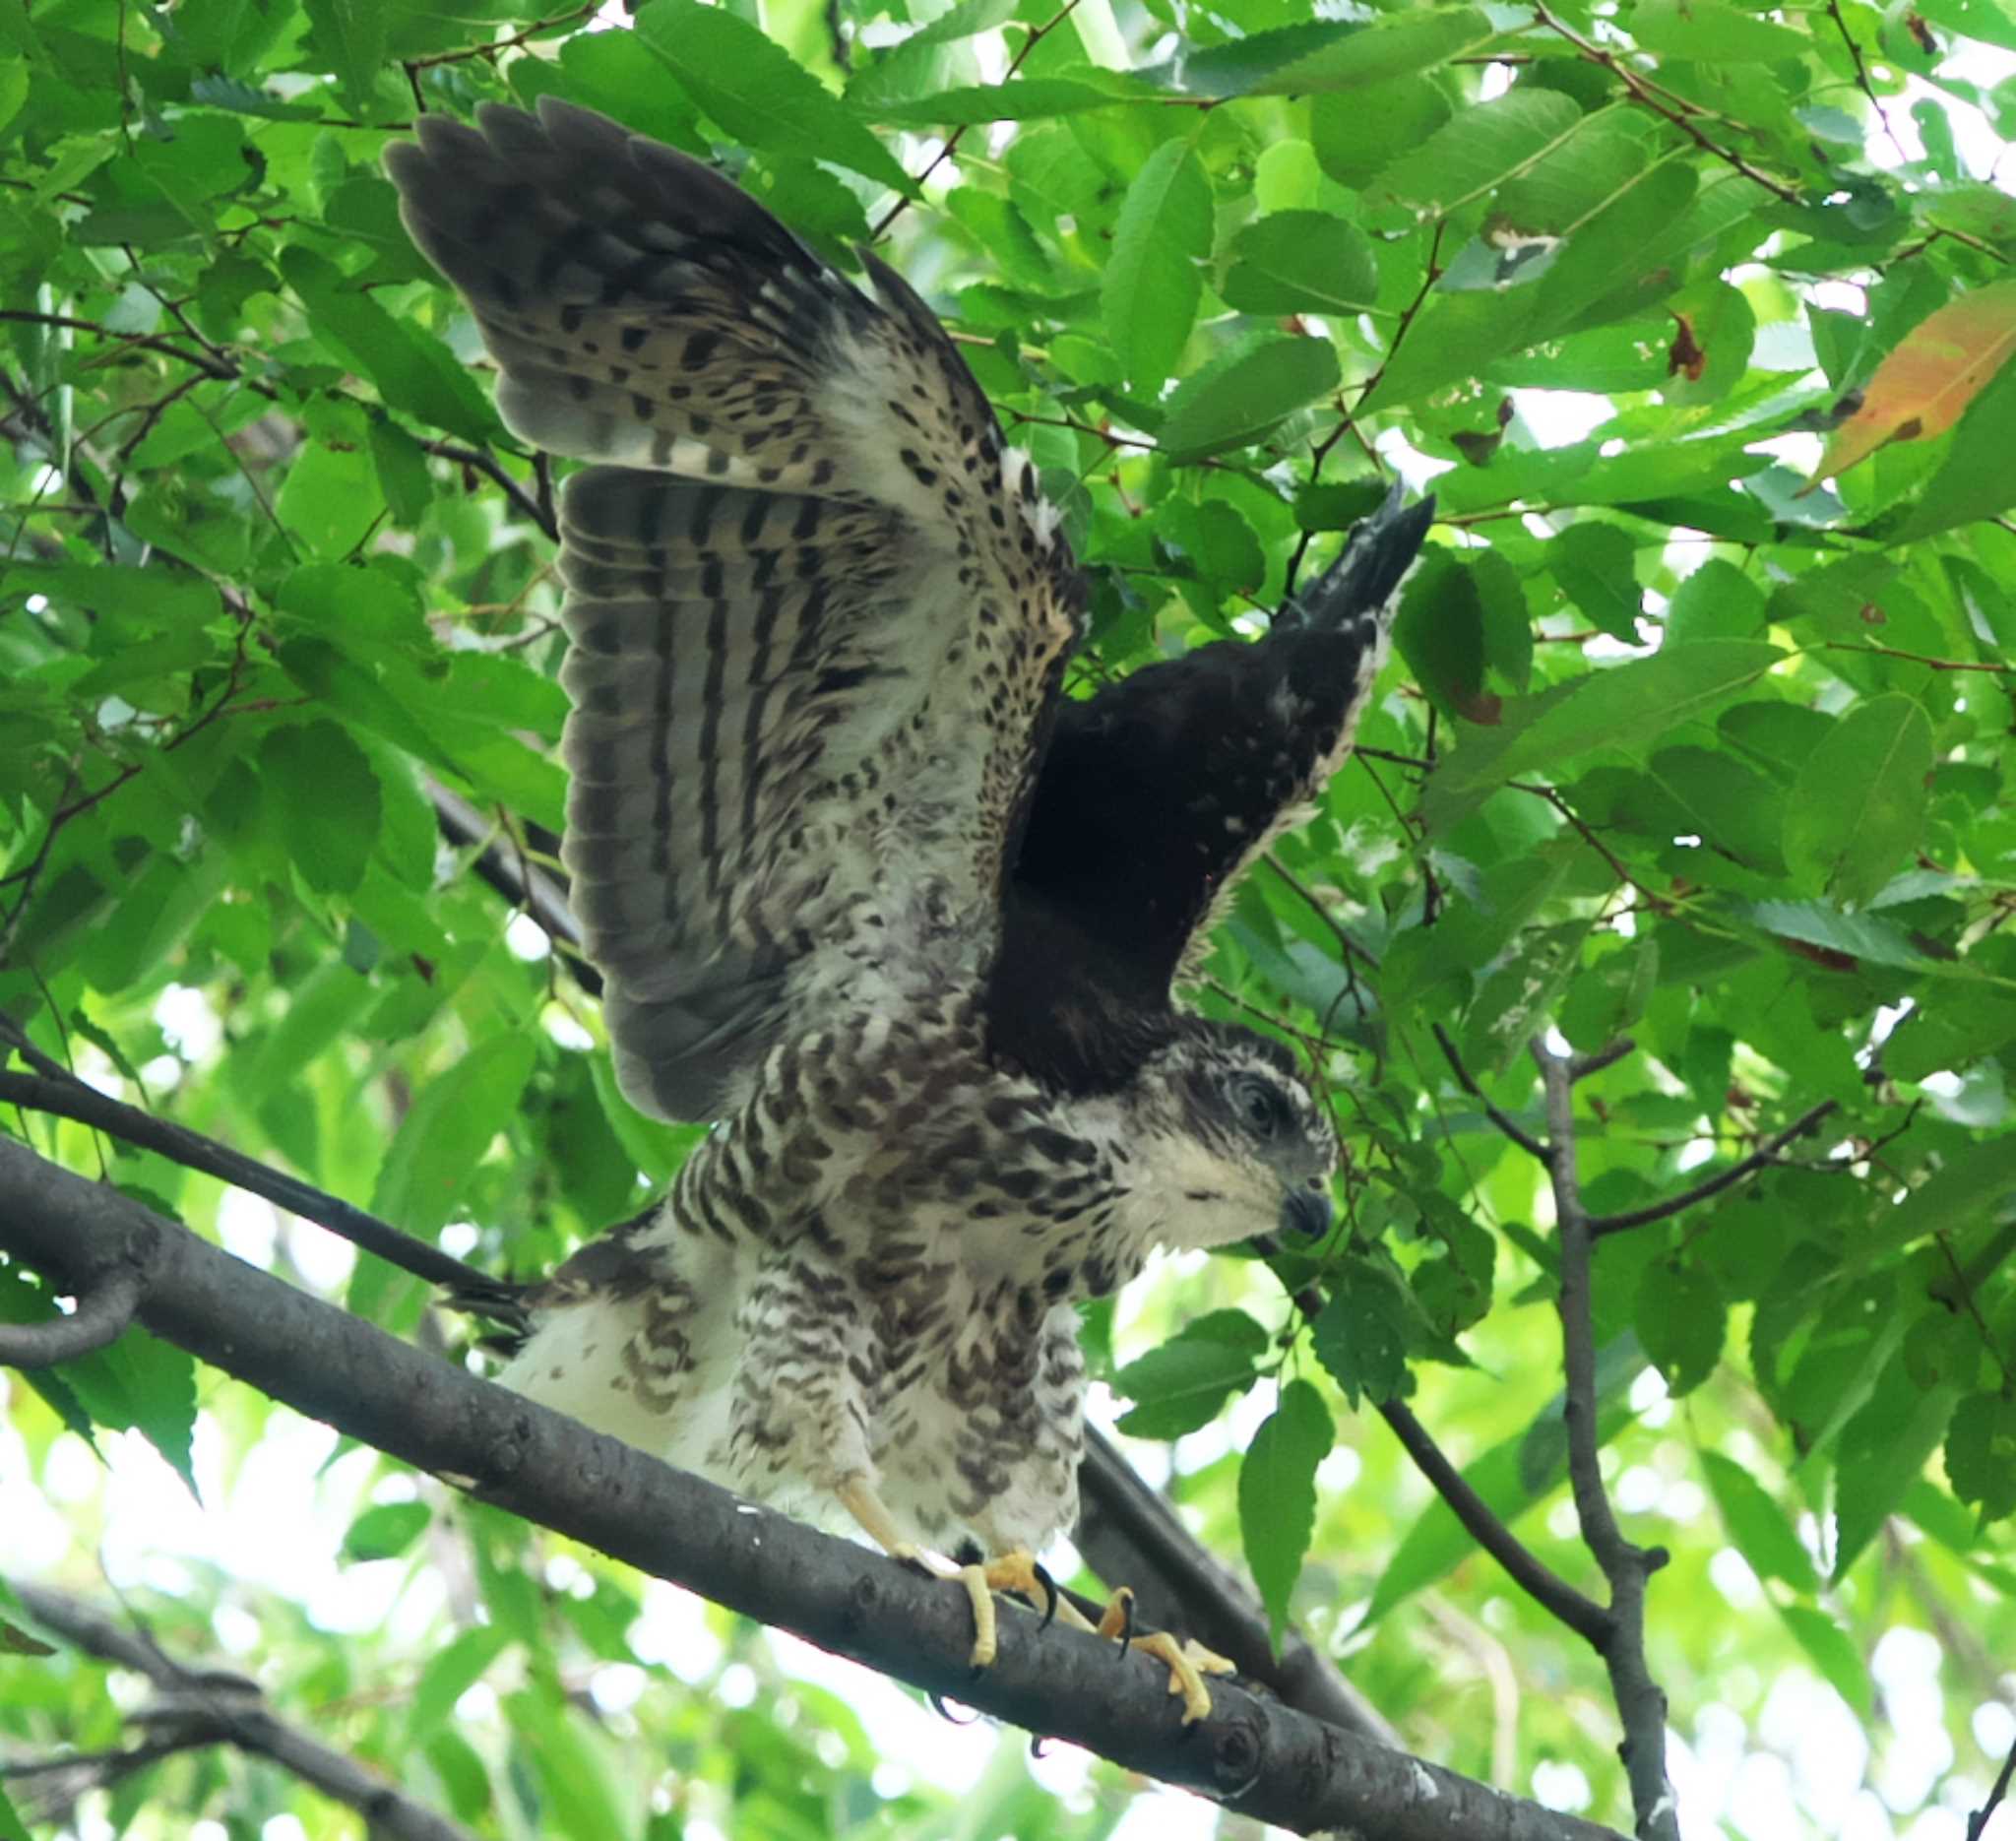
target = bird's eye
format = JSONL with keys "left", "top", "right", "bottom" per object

{"left": 1230, "top": 1074, "right": 1289, "bottom": 1139}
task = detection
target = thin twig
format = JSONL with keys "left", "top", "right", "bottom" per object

{"left": 1432, "top": 1024, "right": 1549, "bottom": 1164}
{"left": 12, "top": 1583, "right": 478, "bottom": 1841}
{"left": 1534, "top": 3, "right": 1798, "bottom": 203}
{"left": 0, "top": 1064, "right": 520, "bottom": 1315}
{"left": 1534, "top": 1041, "right": 1678, "bottom": 1841}
{"left": 1824, "top": 0, "right": 1914, "bottom": 166}
{"left": 1822, "top": 640, "right": 2015, "bottom": 674}
{"left": 1969, "top": 1730, "right": 2016, "bottom": 1841}
{"left": 1587, "top": 1100, "right": 1840, "bottom": 1238}
{"left": 423, "top": 441, "right": 556, "bottom": 541}
{"left": 1377, "top": 1400, "right": 1607, "bottom": 1645}
{"left": 871, "top": 0, "right": 1085, "bottom": 239}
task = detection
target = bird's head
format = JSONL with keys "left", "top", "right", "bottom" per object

{"left": 1132, "top": 1020, "right": 1339, "bottom": 1252}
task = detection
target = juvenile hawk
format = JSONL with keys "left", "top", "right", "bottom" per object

{"left": 388, "top": 98, "right": 1429, "bottom": 1720}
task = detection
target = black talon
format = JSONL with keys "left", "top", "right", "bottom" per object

{"left": 1112, "top": 1592, "right": 1135, "bottom": 1649}
{"left": 929, "top": 1692, "right": 978, "bottom": 1724}
{"left": 1030, "top": 1735, "right": 1051, "bottom": 1758}
{"left": 1031, "top": 1559, "right": 1059, "bottom": 1632}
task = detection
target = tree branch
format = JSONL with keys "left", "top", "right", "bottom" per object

{"left": 1375, "top": 1400, "right": 1607, "bottom": 1646}
{"left": 1587, "top": 1101, "right": 1839, "bottom": 1238}
{"left": 0, "top": 1063, "right": 519, "bottom": 1317}
{"left": 10, "top": 1582, "right": 477, "bottom": 1841}
{"left": 0, "top": 1137, "right": 1626, "bottom": 1841}
{"left": 1432, "top": 1024, "right": 1549, "bottom": 1164}
{"left": 0, "top": 1260, "right": 141, "bottom": 1366}
{"left": 1534, "top": 1043, "right": 1677, "bottom": 1841}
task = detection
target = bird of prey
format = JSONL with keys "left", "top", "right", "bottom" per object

{"left": 387, "top": 96, "right": 1429, "bottom": 1721}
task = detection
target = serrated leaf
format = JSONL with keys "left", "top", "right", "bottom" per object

{"left": 1113, "top": 1309, "right": 1269, "bottom": 1437}
{"left": 372, "top": 1035, "right": 538, "bottom": 1238}
{"left": 1549, "top": 521, "right": 1642, "bottom": 643}
{"left": 62, "top": 1325, "right": 200, "bottom": 1497}
{"left": 281, "top": 247, "right": 502, "bottom": 447}
{"left": 1309, "top": 1257, "right": 1410, "bottom": 1407}
{"left": 1427, "top": 639, "right": 1785, "bottom": 813}
{"left": 1159, "top": 336, "right": 1341, "bottom": 462}
{"left": 1102, "top": 140, "right": 1211, "bottom": 392}
{"left": 343, "top": 1498, "right": 432, "bottom": 1561}
{"left": 1816, "top": 281, "right": 2016, "bottom": 483}
{"left": 1238, "top": 1379, "right": 1334, "bottom": 1648}
{"left": 1835, "top": 1374, "right": 1961, "bottom": 1575}
{"left": 260, "top": 721, "right": 383, "bottom": 896}
{"left": 1784, "top": 696, "right": 1934, "bottom": 909}
{"left": 1220, "top": 211, "right": 1378, "bottom": 316}
{"left": 1631, "top": 0, "right": 1812, "bottom": 59}
{"left": 1699, "top": 1449, "right": 1819, "bottom": 1593}
{"left": 1372, "top": 89, "right": 1582, "bottom": 213}
{"left": 636, "top": 0, "right": 914, "bottom": 195}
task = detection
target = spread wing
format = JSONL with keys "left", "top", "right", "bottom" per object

{"left": 387, "top": 99, "right": 1082, "bottom": 1120}
{"left": 990, "top": 489, "right": 1432, "bottom": 1088}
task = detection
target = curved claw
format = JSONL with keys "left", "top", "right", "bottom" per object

{"left": 1030, "top": 1558, "right": 1059, "bottom": 1633}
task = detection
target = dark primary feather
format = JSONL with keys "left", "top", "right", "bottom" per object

{"left": 989, "top": 489, "right": 1432, "bottom": 1092}
{"left": 386, "top": 98, "right": 1082, "bottom": 1119}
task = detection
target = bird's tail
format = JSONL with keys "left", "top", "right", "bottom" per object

{"left": 1280, "top": 484, "right": 1436, "bottom": 634}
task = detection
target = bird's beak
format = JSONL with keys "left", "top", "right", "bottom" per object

{"left": 1281, "top": 1186, "right": 1334, "bottom": 1238}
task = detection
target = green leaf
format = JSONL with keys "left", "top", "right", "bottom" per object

{"left": 1784, "top": 696, "right": 1935, "bottom": 909}
{"left": 1112, "top": 1309, "right": 1270, "bottom": 1437}
{"left": 274, "top": 440, "right": 385, "bottom": 559}
{"left": 281, "top": 248, "right": 502, "bottom": 447}
{"left": 1220, "top": 211, "right": 1379, "bottom": 316}
{"left": 0, "top": 1781, "right": 30, "bottom": 1841}
{"left": 1158, "top": 336, "right": 1341, "bottom": 461}
{"left": 1372, "top": 89, "right": 1582, "bottom": 213}
{"left": 1699, "top": 1449, "right": 1819, "bottom": 1594}
{"left": 1427, "top": 639, "right": 1785, "bottom": 812}
{"left": 302, "top": 0, "right": 388, "bottom": 106}
{"left": 1947, "top": 1391, "right": 2016, "bottom": 1519}
{"left": 1778, "top": 1605, "right": 1873, "bottom": 1716}
{"left": 1102, "top": 140, "right": 1211, "bottom": 392}
{"left": 636, "top": 0, "right": 914, "bottom": 196}
{"left": 372, "top": 1035, "right": 538, "bottom": 1238}
{"left": 1630, "top": 0, "right": 1812, "bottom": 60}
{"left": 1835, "top": 1373, "right": 1962, "bottom": 1575}
{"left": 1309, "top": 1256, "right": 1411, "bottom": 1407}
{"left": 260, "top": 721, "right": 384, "bottom": 896}
{"left": 1311, "top": 77, "right": 1451, "bottom": 188}
{"left": 412, "top": 1623, "right": 513, "bottom": 1737}
{"left": 61, "top": 1324, "right": 200, "bottom": 1497}
{"left": 1238, "top": 1379, "right": 1334, "bottom": 1648}
{"left": 1549, "top": 522, "right": 1643, "bottom": 643}
{"left": 1668, "top": 559, "right": 1768, "bottom": 645}
{"left": 343, "top": 1498, "right": 433, "bottom": 1561}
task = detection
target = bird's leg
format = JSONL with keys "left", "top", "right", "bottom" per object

{"left": 1054, "top": 1581, "right": 1235, "bottom": 1725}
{"left": 836, "top": 1480, "right": 1231, "bottom": 1718}
{"left": 836, "top": 1475, "right": 1013, "bottom": 1670}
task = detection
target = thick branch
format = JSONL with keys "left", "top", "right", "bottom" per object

{"left": 11, "top": 1582, "right": 475, "bottom": 1841}
{"left": 1587, "top": 1101, "right": 1839, "bottom": 1238}
{"left": 1534, "top": 1044, "right": 1677, "bottom": 1841}
{"left": 0, "top": 1137, "right": 1625, "bottom": 1841}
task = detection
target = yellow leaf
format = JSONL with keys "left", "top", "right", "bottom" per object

{"left": 1811, "top": 280, "right": 2016, "bottom": 485}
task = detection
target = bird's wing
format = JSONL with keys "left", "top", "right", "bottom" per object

{"left": 386, "top": 99, "right": 1081, "bottom": 1120}
{"left": 993, "top": 489, "right": 1431, "bottom": 1081}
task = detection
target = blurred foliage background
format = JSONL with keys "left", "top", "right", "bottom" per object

{"left": 3, "top": 0, "right": 2016, "bottom": 1834}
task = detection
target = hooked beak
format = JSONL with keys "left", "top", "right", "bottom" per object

{"left": 1280, "top": 1186, "right": 1334, "bottom": 1239}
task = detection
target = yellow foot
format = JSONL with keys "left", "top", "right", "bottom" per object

{"left": 1128, "top": 1630, "right": 1235, "bottom": 1726}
